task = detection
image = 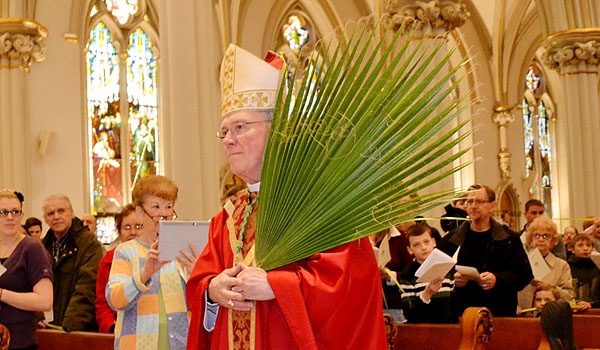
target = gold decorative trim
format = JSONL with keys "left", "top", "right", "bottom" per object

{"left": 63, "top": 33, "right": 78, "bottom": 43}
{"left": 492, "top": 108, "right": 514, "bottom": 126}
{"left": 0, "top": 18, "right": 48, "bottom": 37}
{"left": 493, "top": 105, "right": 513, "bottom": 113}
{"left": 541, "top": 28, "right": 600, "bottom": 48}
{"left": 0, "top": 64, "right": 29, "bottom": 72}
{"left": 559, "top": 70, "right": 599, "bottom": 77}
{"left": 0, "top": 18, "right": 48, "bottom": 70}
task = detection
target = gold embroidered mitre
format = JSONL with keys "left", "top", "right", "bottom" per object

{"left": 220, "top": 44, "right": 285, "bottom": 118}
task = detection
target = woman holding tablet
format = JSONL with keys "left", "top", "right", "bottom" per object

{"left": 106, "top": 175, "right": 199, "bottom": 349}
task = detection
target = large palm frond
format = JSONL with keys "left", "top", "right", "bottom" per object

{"left": 256, "top": 17, "right": 472, "bottom": 270}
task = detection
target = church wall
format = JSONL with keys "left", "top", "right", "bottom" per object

{"left": 26, "top": 0, "right": 87, "bottom": 218}
{"left": 156, "top": 0, "right": 224, "bottom": 221}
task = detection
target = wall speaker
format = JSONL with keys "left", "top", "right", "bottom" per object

{"left": 38, "top": 130, "right": 53, "bottom": 156}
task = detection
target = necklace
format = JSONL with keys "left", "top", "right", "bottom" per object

{"left": 235, "top": 192, "right": 259, "bottom": 256}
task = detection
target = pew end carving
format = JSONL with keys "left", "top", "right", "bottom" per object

{"left": 459, "top": 307, "right": 493, "bottom": 350}
{"left": 384, "top": 313, "right": 397, "bottom": 349}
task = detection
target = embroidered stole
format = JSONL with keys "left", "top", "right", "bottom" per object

{"left": 226, "top": 191, "right": 258, "bottom": 350}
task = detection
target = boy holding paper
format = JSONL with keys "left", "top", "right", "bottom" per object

{"left": 398, "top": 223, "right": 458, "bottom": 323}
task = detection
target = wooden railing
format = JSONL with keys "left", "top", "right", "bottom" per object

{"left": 390, "top": 311, "right": 600, "bottom": 350}
{"left": 35, "top": 308, "right": 600, "bottom": 350}
{"left": 37, "top": 329, "right": 114, "bottom": 350}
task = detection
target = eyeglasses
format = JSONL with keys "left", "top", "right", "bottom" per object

{"left": 0, "top": 209, "right": 22, "bottom": 217}
{"left": 142, "top": 206, "right": 177, "bottom": 222}
{"left": 122, "top": 224, "right": 144, "bottom": 231}
{"left": 216, "top": 120, "right": 270, "bottom": 140}
{"left": 533, "top": 233, "right": 552, "bottom": 240}
{"left": 465, "top": 199, "right": 492, "bottom": 206}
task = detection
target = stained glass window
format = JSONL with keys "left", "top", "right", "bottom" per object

{"left": 538, "top": 101, "right": 552, "bottom": 212}
{"left": 523, "top": 98, "right": 534, "bottom": 178}
{"left": 127, "top": 28, "right": 158, "bottom": 187}
{"left": 87, "top": 22, "right": 122, "bottom": 215}
{"left": 283, "top": 15, "right": 309, "bottom": 55}
{"left": 103, "top": 0, "right": 140, "bottom": 25}
{"left": 86, "top": 2, "right": 158, "bottom": 243}
{"left": 522, "top": 65, "right": 553, "bottom": 216}
{"left": 277, "top": 14, "right": 316, "bottom": 110}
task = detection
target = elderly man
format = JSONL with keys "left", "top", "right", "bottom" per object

{"left": 442, "top": 183, "right": 533, "bottom": 316}
{"left": 41, "top": 194, "right": 104, "bottom": 331}
{"left": 186, "top": 45, "right": 386, "bottom": 349}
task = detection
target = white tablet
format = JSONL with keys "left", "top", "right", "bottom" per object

{"left": 158, "top": 221, "right": 209, "bottom": 261}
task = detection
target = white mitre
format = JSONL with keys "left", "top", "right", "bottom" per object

{"left": 220, "top": 44, "right": 285, "bottom": 118}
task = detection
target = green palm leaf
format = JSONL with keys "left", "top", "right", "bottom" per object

{"left": 256, "top": 18, "right": 472, "bottom": 270}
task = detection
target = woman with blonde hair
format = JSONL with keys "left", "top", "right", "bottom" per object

{"left": 518, "top": 216, "right": 574, "bottom": 310}
{"left": 0, "top": 189, "right": 53, "bottom": 349}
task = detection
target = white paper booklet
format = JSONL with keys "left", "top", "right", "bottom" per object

{"left": 415, "top": 248, "right": 456, "bottom": 283}
{"left": 591, "top": 251, "right": 600, "bottom": 270}
{"left": 377, "top": 232, "right": 392, "bottom": 268}
{"left": 455, "top": 265, "right": 480, "bottom": 280}
{"left": 527, "top": 248, "right": 551, "bottom": 279}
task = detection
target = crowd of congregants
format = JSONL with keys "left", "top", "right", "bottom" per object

{"left": 1, "top": 42, "right": 598, "bottom": 350}
{"left": 377, "top": 185, "right": 600, "bottom": 325}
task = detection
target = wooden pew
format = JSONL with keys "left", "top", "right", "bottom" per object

{"left": 37, "top": 329, "right": 114, "bottom": 350}
{"left": 392, "top": 313, "right": 600, "bottom": 350}
{"left": 390, "top": 307, "right": 492, "bottom": 350}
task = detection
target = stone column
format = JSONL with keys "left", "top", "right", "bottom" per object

{"left": 0, "top": 0, "right": 47, "bottom": 196}
{"left": 541, "top": 30, "right": 600, "bottom": 218}
{"left": 492, "top": 105, "right": 515, "bottom": 180}
{"left": 384, "top": 0, "right": 472, "bottom": 197}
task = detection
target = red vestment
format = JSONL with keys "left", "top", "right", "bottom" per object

{"left": 186, "top": 191, "right": 387, "bottom": 349}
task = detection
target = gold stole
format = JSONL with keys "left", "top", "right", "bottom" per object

{"left": 225, "top": 191, "right": 258, "bottom": 350}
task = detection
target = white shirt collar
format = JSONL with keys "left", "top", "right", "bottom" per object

{"left": 248, "top": 182, "right": 261, "bottom": 192}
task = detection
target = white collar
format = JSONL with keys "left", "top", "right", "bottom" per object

{"left": 248, "top": 182, "right": 261, "bottom": 192}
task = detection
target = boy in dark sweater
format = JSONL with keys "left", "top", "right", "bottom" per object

{"left": 398, "top": 223, "right": 458, "bottom": 323}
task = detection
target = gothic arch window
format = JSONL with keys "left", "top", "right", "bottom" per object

{"left": 85, "top": 0, "right": 159, "bottom": 243}
{"left": 522, "top": 64, "right": 555, "bottom": 217}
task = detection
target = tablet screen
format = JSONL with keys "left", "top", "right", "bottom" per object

{"left": 158, "top": 221, "right": 209, "bottom": 261}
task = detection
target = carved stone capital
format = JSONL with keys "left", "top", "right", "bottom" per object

{"left": 384, "top": 0, "right": 471, "bottom": 33}
{"left": 0, "top": 19, "right": 47, "bottom": 70}
{"left": 492, "top": 105, "right": 515, "bottom": 126}
{"left": 541, "top": 29, "right": 600, "bottom": 74}
{"left": 498, "top": 151, "right": 512, "bottom": 180}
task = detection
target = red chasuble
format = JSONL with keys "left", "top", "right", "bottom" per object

{"left": 186, "top": 190, "right": 387, "bottom": 349}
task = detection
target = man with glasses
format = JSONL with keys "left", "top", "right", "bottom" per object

{"left": 41, "top": 194, "right": 104, "bottom": 331}
{"left": 441, "top": 183, "right": 533, "bottom": 316}
{"left": 186, "top": 44, "right": 386, "bottom": 349}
